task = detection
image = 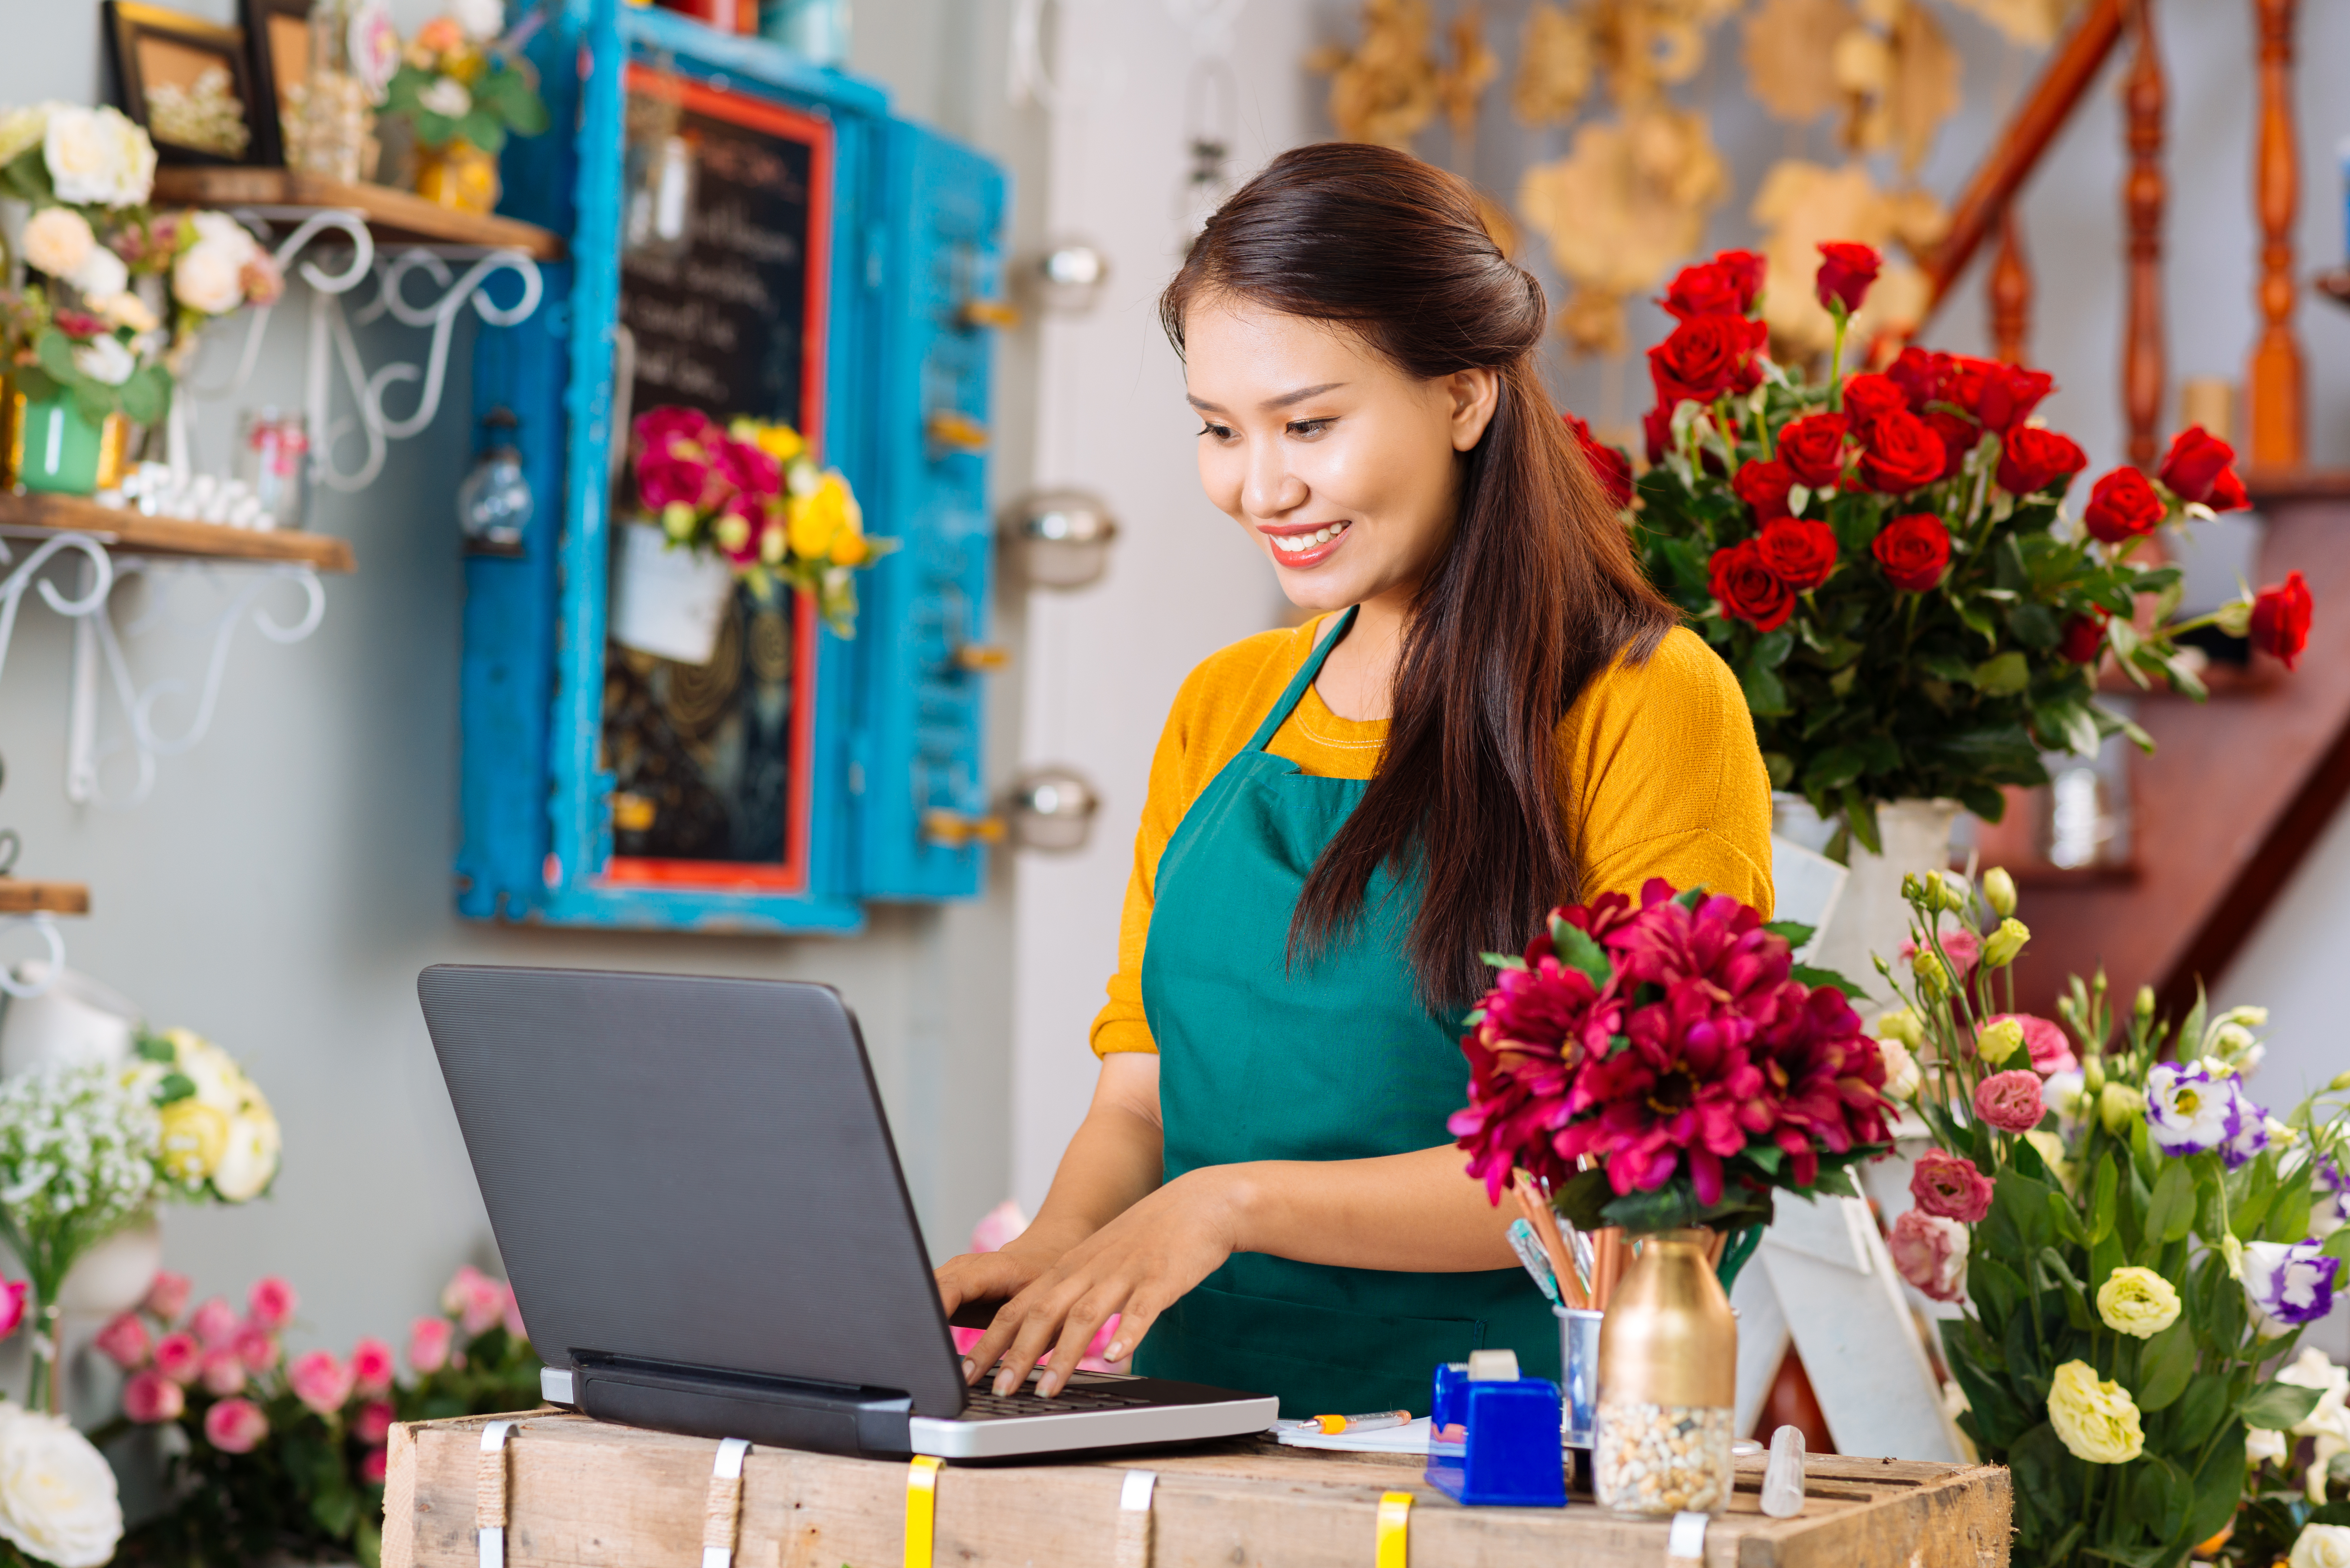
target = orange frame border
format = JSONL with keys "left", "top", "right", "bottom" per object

{"left": 602, "top": 65, "right": 833, "bottom": 895}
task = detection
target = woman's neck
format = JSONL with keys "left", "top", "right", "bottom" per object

{"left": 1313, "top": 590, "right": 1412, "bottom": 722}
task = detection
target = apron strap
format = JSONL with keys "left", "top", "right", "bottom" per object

{"left": 1241, "top": 606, "right": 1358, "bottom": 755}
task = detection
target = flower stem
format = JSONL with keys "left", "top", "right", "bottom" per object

{"left": 1827, "top": 309, "right": 1849, "bottom": 407}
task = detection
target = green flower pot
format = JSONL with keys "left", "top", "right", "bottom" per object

{"left": 11, "top": 392, "right": 110, "bottom": 496}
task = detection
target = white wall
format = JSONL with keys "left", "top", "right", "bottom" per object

{"left": 0, "top": 0, "right": 1043, "bottom": 1368}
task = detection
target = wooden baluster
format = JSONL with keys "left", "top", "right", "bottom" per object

{"left": 2247, "top": 0, "right": 2303, "bottom": 466}
{"left": 2121, "top": 0, "right": 2166, "bottom": 468}
{"left": 1990, "top": 205, "right": 2032, "bottom": 364}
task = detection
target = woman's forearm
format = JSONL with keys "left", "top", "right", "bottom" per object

{"left": 1210, "top": 1144, "right": 1517, "bottom": 1273}
{"left": 1012, "top": 1052, "right": 1167, "bottom": 1255}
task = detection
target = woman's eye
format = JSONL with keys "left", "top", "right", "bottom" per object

{"left": 1287, "top": 418, "right": 1333, "bottom": 439}
{"left": 1199, "top": 422, "right": 1236, "bottom": 442}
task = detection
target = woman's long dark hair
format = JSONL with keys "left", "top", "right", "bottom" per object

{"left": 1160, "top": 142, "right": 1678, "bottom": 1011}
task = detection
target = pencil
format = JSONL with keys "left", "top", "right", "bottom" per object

{"left": 1512, "top": 1172, "right": 1588, "bottom": 1310}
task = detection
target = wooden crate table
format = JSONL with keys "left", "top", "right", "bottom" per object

{"left": 384, "top": 1410, "right": 2010, "bottom": 1567}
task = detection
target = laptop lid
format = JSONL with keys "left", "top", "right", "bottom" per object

{"left": 416, "top": 964, "right": 967, "bottom": 1419}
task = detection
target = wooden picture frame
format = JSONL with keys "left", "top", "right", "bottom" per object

{"left": 104, "top": 1, "right": 266, "bottom": 167}
{"left": 238, "top": 0, "right": 311, "bottom": 168}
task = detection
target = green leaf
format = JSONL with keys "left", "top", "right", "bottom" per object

{"left": 2179, "top": 1423, "right": 2247, "bottom": 1558}
{"left": 2241, "top": 1380, "right": 2323, "bottom": 1430}
{"left": 135, "top": 1033, "right": 176, "bottom": 1065}
{"left": 1790, "top": 962, "right": 1868, "bottom": 999}
{"left": 1478, "top": 951, "right": 1527, "bottom": 971}
{"left": 1740, "top": 661, "right": 1789, "bottom": 716}
{"left": 1972, "top": 651, "right": 2032, "bottom": 693}
{"left": 154, "top": 1071, "right": 197, "bottom": 1106}
{"left": 1762, "top": 750, "right": 1795, "bottom": 790}
{"left": 35, "top": 328, "right": 78, "bottom": 382}
{"left": 2008, "top": 600, "right": 2060, "bottom": 650}
{"left": 2168, "top": 1373, "right": 2231, "bottom": 1452}
{"left": 1552, "top": 1167, "right": 1616, "bottom": 1232}
{"left": 2089, "top": 1155, "right": 2118, "bottom": 1244}
{"left": 2046, "top": 1190, "right": 2087, "bottom": 1246}
{"left": 2132, "top": 1320, "right": 2195, "bottom": 1411}
{"left": 2085, "top": 1544, "right": 2168, "bottom": 1568}
{"left": 118, "top": 365, "right": 168, "bottom": 426}
{"left": 1553, "top": 925, "right": 1611, "bottom": 986}
{"left": 2145, "top": 1158, "right": 2197, "bottom": 1244}
{"left": 1748, "top": 628, "right": 1795, "bottom": 670}
{"left": 1764, "top": 920, "right": 1816, "bottom": 947}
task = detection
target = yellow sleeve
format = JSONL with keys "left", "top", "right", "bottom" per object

{"left": 1565, "top": 627, "right": 1775, "bottom": 916}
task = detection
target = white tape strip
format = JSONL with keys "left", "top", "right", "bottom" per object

{"left": 703, "top": 1437, "right": 753, "bottom": 1568}
{"left": 1666, "top": 1508, "right": 1709, "bottom": 1565}
{"left": 1114, "top": 1469, "right": 1157, "bottom": 1568}
{"left": 477, "top": 1421, "right": 517, "bottom": 1568}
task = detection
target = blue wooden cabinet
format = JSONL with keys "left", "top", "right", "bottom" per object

{"left": 454, "top": 0, "right": 1005, "bottom": 932}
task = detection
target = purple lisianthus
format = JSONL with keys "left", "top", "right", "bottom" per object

{"left": 2145, "top": 1062, "right": 2254, "bottom": 1158}
{"left": 2221, "top": 1097, "right": 2273, "bottom": 1170}
{"left": 2241, "top": 1237, "right": 2340, "bottom": 1326}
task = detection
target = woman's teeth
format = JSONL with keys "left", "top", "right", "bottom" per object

{"left": 1272, "top": 522, "right": 1349, "bottom": 554}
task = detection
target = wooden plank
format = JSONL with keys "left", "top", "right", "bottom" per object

{"left": 385, "top": 1412, "right": 2012, "bottom": 1568}
{"left": 0, "top": 882, "right": 88, "bottom": 915}
{"left": 150, "top": 168, "right": 565, "bottom": 260}
{"left": 2244, "top": 466, "right": 2350, "bottom": 503}
{"left": 0, "top": 493, "right": 353, "bottom": 571}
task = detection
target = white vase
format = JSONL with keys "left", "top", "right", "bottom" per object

{"left": 55, "top": 1213, "right": 163, "bottom": 1319}
{"left": 1775, "top": 796, "right": 1958, "bottom": 1014}
{"left": 0, "top": 965, "right": 141, "bottom": 1079}
{"left": 609, "top": 520, "right": 734, "bottom": 665}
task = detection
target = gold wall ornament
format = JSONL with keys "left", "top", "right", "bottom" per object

{"left": 1436, "top": 6, "right": 1500, "bottom": 154}
{"left": 1307, "top": 0, "right": 1441, "bottom": 148}
{"left": 1749, "top": 159, "right": 1947, "bottom": 359}
{"left": 1741, "top": 0, "right": 1859, "bottom": 122}
{"left": 1512, "top": 3, "right": 1595, "bottom": 125}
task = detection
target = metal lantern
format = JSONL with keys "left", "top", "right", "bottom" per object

{"left": 1035, "top": 241, "right": 1110, "bottom": 314}
{"left": 1004, "top": 489, "right": 1118, "bottom": 591}
{"left": 1006, "top": 765, "right": 1100, "bottom": 853}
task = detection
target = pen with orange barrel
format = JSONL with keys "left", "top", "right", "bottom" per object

{"left": 1274, "top": 1410, "right": 1413, "bottom": 1435}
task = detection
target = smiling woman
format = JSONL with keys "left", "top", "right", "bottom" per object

{"left": 934, "top": 143, "right": 1774, "bottom": 1420}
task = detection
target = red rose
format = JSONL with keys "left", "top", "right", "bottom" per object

{"left": 1872, "top": 513, "right": 1952, "bottom": 592}
{"left": 1814, "top": 241, "right": 1882, "bottom": 314}
{"left": 1952, "top": 359, "right": 2054, "bottom": 433}
{"left": 1886, "top": 346, "right": 1956, "bottom": 408}
{"left": 1642, "top": 404, "right": 1672, "bottom": 465}
{"left": 1857, "top": 410, "right": 1948, "bottom": 494}
{"left": 1997, "top": 426, "right": 2087, "bottom": 497}
{"left": 2059, "top": 606, "right": 2110, "bottom": 663}
{"left": 1757, "top": 516, "right": 1837, "bottom": 591}
{"left": 2156, "top": 425, "right": 2242, "bottom": 506}
{"left": 2208, "top": 467, "right": 2250, "bottom": 511}
{"left": 1647, "top": 313, "right": 1769, "bottom": 405}
{"left": 1922, "top": 410, "right": 1982, "bottom": 480}
{"left": 1843, "top": 373, "right": 1909, "bottom": 421}
{"left": 1710, "top": 540, "right": 1797, "bottom": 632}
{"left": 1778, "top": 413, "right": 1851, "bottom": 489}
{"left": 2081, "top": 466, "right": 2166, "bottom": 543}
{"left": 51, "top": 309, "right": 107, "bottom": 339}
{"left": 2249, "top": 570, "right": 2312, "bottom": 669}
{"left": 1659, "top": 250, "right": 1765, "bottom": 320}
{"left": 1564, "top": 413, "right": 1634, "bottom": 509}
{"left": 1733, "top": 458, "right": 1795, "bottom": 521}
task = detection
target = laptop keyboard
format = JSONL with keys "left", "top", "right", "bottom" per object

{"left": 956, "top": 1374, "right": 1157, "bottom": 1422}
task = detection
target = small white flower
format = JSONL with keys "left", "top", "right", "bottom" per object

{"left": 18, "top": 205, "right": 94, "bottom": 278}
{"left": 187, "top": 209, "right": 260, "bottom": 264}
{"left": 2247, "top": 1426, "right": 2288, "bottom": 1463}
{"left": 451, "top": 0, "right": 506, "bottom": 39}
{"left": 98, "top": 291, "right": 157, "bottom": 333}
{"left": 210, "top": 1104, "right": 280, "bottom": 1202}
{"left": 2294, "top": 1523, "right": 2350, "bottom": 1568}
{"left": 71, "top": 334, "right": 134, "bottom": 386}
{"left": 419, "top": 76, "right": 473, "bottom": 119}
{"left": 42, "top": 104, "right": 154, "bottom": 207}
{"left": 65, "top": 243, "right": 127, "bottom": 304}
{"left": 2043, "top": 1070, "right": 2086, "bottom": 1125}
{"left": 0, "top": 1404, "right": 122, "bottom": 1568}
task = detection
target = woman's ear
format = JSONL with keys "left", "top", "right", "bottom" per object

{"left": 1446, "top": 367, "right": 1502, "bottom": 452}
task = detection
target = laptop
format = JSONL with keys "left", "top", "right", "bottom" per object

{"left": 416, "top": 964, "right": 1277, "bottom": 1459}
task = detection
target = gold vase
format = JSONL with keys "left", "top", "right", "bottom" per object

{"left": 1592, "top": 1228, "right": 1737, "bottom": 1516}
{"left": 416, "top": 137, "right": 499, "bottom": 216}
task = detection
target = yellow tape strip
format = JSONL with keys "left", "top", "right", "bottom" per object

{"left": 1375, "top": 1490, "right": 1413, "bottom": 1568}
{"left": 904, "top": 1455, "right": 943, "bottom": 1568}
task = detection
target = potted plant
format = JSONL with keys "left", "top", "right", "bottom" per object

{"left": 381, "top": 7, "right": 549, "bottom": 216}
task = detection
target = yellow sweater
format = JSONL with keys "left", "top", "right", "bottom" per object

{"left": 1090, "top": 620, "right": 1775, "bottom": 1056}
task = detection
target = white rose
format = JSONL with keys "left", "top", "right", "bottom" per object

{"left": 99, "top": 290, "right": 158, "bottom": 333}
{"left": 2293, "top": 1524, "right": 2350, "bottom": 1568}
{"left": 0, "top": 105, "right": 49, "bottom": 168}
{"left": 172, "top": 240, "right": 246, "bottom": 315}
{"left": 188, "top": 209, "right": 260, "bottom": 265}
{"left": 212, "top": 1105, "right": 281, "bottom": 1202}
{"left": 43, "top": 104, "right": 154, "bottom": 207}
{"left": 451, "top": 0, "right": 506, "bottom": 39}
{"left": 419, "top": 76, "right": 473, "bottom": 118}
{"left": 2247, "top": 1426, "right": 2288, "bottom": 1463}
{"left": 65, "top": 243, "right": 127, "bottom": 304}
{"left": 18, "top": 205, "right": 93, "bottom": 278}
{"left": 0, "top": 1405, "right": 124, "bottom": 1568}
{"left": 71, "top": 334, "right": 135, "bottom": 387}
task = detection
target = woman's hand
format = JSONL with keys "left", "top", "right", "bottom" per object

{"left": 959, "top": 1166, "right": 1241, "bottom": 1398}
{"left": 932, "top": 1235, "right": 1061, "bottom": 1322}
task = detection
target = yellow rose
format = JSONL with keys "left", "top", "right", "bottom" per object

{"left": 1875, "top": 1008, "right": 1924, "bottom": 1049}
{"left": 787, "top": 472, "right": 856, "bottom": 560}
{"left": 158, "top": 1099, "right": 229, "bottom": 1182}
{"left": 732, "top": 419, "right": 805, "bottom": 464}
{"left": 1977, "top": 1016, "right": 2025, "bottom": 1067}
{"left": 2097, "top": 1082, "right": 2145, "bottom": 1136}
{"left": 1982, "top": 918, "right": 2030, "bottom": 968}
{"left": 830, "top": 528, "right": 868, "bottom": 566}
{"left": 2047, "top": 1359, "right": 2144, "bottom": 1464}
{"left": 2095, "top": 1266, "right": 2181, "bottom": 1338}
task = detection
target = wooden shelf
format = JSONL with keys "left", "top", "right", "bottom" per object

{"left": 149, "top": 169, "right": 565, "bottom": 261}
{"left": 2243, "top": 465, "right": 2350, "bottom": 505}
{"left": 0, "top": 493, "right": 354, "bottom": 572}
{"left": 0, "top": 881, "right": 88, "bottom": 916}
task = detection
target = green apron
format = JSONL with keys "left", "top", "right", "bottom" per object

{"left": 1133, "top": 607, "right": 1559, "bottom": 1418}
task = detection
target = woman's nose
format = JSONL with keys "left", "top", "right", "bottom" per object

{"left": 1243, "top": 447, "right": 1307, "bottom": 520}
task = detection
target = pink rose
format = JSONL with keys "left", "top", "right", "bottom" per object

{"left": 233, "top": 1322, "right": 280, "bottom": 1374}
{"left": 155, "top": 1331, "right": 201, "bottom": 1384}
{"left": 142, "top": 1270, "right": 192, "bottom": 1323}
{"left": 95, "top": 1311, "right": 150, "bottom": 1369}
{"left": 351, "top": 1337, "right": 396, "bottom": 1398}
{"left": 290, "top": 1350, "right": 356, "bottom": 1416}
{"left": 501, "top": 1287, "right": 526, "bottom": 1345}
{"left": 714, "top": 435, "right": 782, "bottom": 501}
{"left": 1899, "top": 925, "right": 1981, "bottom": 974}
{"left": 1910, "top": 1148, "right": 1995, "bottom": 1223}
{"left": 123, "top": 1368, "right": 185, "bottom": 1424}
{"left": 442, "top": 1266, "right": 507, "bottom": 1337}
{"left": 1976, "top": 1069, "right": 2046, "bottom": 1133}
{"left": 191, "top": 1297, "right": 239, "bottom": 1349}
{"left": 247, "top": 1276, "right": 298, "bottom": 1331}
{"left": 1982, "top": 1012, "right": 2076, "bottom": 1075}
{"left": 352, "top": 1399, "right": 396, "bottom": 1446}
{"left": 204, "top": 1397, "right": 269, "bottom": 1454}
{"left": 201, "top": 1347, "right": 247, "bottom": 1396}
{"left": 359, "top": 1445, "right": 388, "bottom": 1486}
{"left": 0, "top": 1280, "right": 24, "bottom": 1341}
{"left": 407, "top": 1316, "right": 453, "bottom": 1375}
{"left": 1890, "top": 1210, "right": 1969, "bottom": 1302}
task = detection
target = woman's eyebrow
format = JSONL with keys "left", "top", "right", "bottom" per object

{"left": 1184, "top": 382, "right": 1348, "bottom": 414}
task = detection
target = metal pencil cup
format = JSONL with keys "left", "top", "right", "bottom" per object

{"left": 1554, "top": 1305, "right": 1602, "bottom": 1448}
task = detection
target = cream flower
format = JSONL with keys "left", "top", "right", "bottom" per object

{"left": 0, "top": 1404, "right": 124, "bottom": 1568}
{"left": 2094, "top": 1266, "right": 2180, "bottom": 1338}
{"left": 172, "top": 241, "right": 247, "bottom": 316}
{"left": 65, "top": 244, "right": 127, "bottom": 304}
{"left": 43, "top": 104, "right": 154, "bottom": 207}
{"left": 99, "top": 290, "right": 158, "bottom": 333}
{"left": 71, "top": 334, "right": 134, "bottom": 387}
{"left": 2247, "top": 1426, "right": 2288, "bottom": 1463}
{"left": 18, "top": 205, "right": 94, "bottom": 278}
{"left": 0, "top": 105, "right": 49, "bottom": 168}
{"left": 1879, "top": 1036, "right": 1922, "bottom": 1101}
{"left": 419, "top": 77, "right": 473, "bottom": 118}
{"left": 211, "top": 1096, "right": 281, "bottom": 1203}
{"left": 2293, "top": 1525, "right": 2350, "bottom": 1568}
{"left": 2046, "top": 1359, "right": 2143, "bottom": 1464}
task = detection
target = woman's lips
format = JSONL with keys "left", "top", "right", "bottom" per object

{"left": 1262, "top": 520, "right": 1352, "bottom": 569}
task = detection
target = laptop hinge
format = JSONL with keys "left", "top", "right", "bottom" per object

{"left": 571, "top": 1353, "right": 915, "bottom": 1458}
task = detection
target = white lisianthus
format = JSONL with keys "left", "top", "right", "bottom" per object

{"left": 0, "top": 104, "right": 49, "bottom": 168}
{"left": 0, "top": 1404, "right": 123, "bottom": 1568}
{"left": 211, "top": 1102, "right": 281, "bottom": 1203}
{"left": 419, "top": 76, "right": 473, "bottom": 119}
{"left": 42, "top": 104, "right": 154, "bottom": 207}
{"left": 1878, "top": 1036, "right": 1921, "bottom": 1101}
{"left": 2043, "top": 1070, "right": 2086, "bottom": 1125}
{"left": 2247, "top": 1426, "right": 2288, "bottom": 1463}
{"left": 188, "top": 209, "right": 261, "bottom": 264}
{"left": 18, "top": 205, "right": 94, "bottom": 278}
{"left": 98, "top": 290, "right": 157, "bottom": 333}
{"left": 65, "top": 243, "right": 127, "bottom": 304}
{"left": 452, "top": 0, "right": 506, "bottom": 39}
{"left": 2293, "top": 1524, "right": 2350, "bottom": 1568}
{"left": 172, "top": 241, "right": 246, "bottom": 315}
{"left": 70, "top": 334, "right": 134, "bottom": 387}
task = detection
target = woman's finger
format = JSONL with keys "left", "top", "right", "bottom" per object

{"left": 960, "top": 1288, "right": 1039, "bottom": 1385}
{"left": 1034, "top": 1285, "right": 1126, "bottom": 1398}
{"left": 990, "top": 1278, "right": 1093, "bottom": 1395}
{"left": 1101, "top": 1290, "right": 1162, "bottom": 1366}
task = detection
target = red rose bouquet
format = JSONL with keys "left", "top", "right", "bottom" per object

{"left": 1450, "top": 879, "right": 1892, "bottom": 1254}
{"left": 1621, "top": 244, "right": 2311, "bottom": 855}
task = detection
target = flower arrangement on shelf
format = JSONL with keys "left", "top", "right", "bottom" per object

{"left": 381, "top": 4, "right": 549, "bottom": 215}
{"left": 127, "top": 1028, "right": 283, "bottom": 1206}
{"left": 97, "top": 1264, "right": 542, "bottom": 1568}
{"left": 1871, "top": 868, "right": 2350, "bottom": 1568}
{"left": 1620, "top": 240, "right": 2313, "bottom": 857}
{"left": 630, "top": 404, "right": 891, "bottom": 636}
{"left": 2220, "top": 1343, "right": 2350, "bottom": 1568}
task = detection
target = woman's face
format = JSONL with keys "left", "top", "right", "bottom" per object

{"left": 1184, "top": 296, "right": 1498, "bottom": 617}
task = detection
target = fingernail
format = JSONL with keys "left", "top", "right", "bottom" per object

{"left": 961, "top": 1357, "right": 974, "bottom": 1378}
{"left": 1106, "top": 1343, "right": 1124, "bottom": 1361}
{"left": 994, "top": 1372, "right": 1016, "bottom": 1396}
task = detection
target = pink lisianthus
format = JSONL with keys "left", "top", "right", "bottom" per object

{"left": 0, "top": 1280, "right": 25, "bottom": 1341}
{"left": 95, "top": 1311, "right": 151, "bottom": 1370}
{"left": 501, "top": 1286, "right": 526, "bottom": 1344}
{"left": 351, "top": 1336, "right": 396, "bottom": 1398}
{"left": 191, "top": 1296, "right": 239, "bottom": 1349}
{"left": 154, "top": 1331, "right": 201, "bottom": 1384}
{"left": 359, "top": 1445, "right": 389, "bottom": 1486}
{"left": 123, "top": 1368, "right": 186, "bottom": 1423}
{"left": 1898, "top": 925, "right": 1981, "bottom": 975}
{"left": 233, "top": 1321, "right": 281, "bottom": 1374}
{"left": 204, "top": 1397, "right": 269, "bottom": 1453}
{"left": 143, "top": 1270, "right": 192, "bottom": 1322}
{"left": 247, "top": 1275, "right": 299, "bottom": 1330}
{"left": 407, "top": 1315, "right": 454, "bottom": 1375}
{"left": 1983, "top": 1012, "right": 2076, "bottom": 1075}
{"left": 290, "top": 1350, "right": 355, "bottom": 1416}
{"left": 443, "top": 1266, "right": 508, "bottom": 1337}
{"left": 1910, "top": 1148, "right": 1994, "bottom": 1223}
{"left": 1975, "top": 1069, "right": 2046, "bottom": 1133}
{"left": 1889, "top": 1210, "right": 1969, "bottom": 1302}
{"left": 352, "top": 1399, "right": 397, "bottom": 1446}
{"left": 201, "top": 1348, "right": 247, "bottom": 1397}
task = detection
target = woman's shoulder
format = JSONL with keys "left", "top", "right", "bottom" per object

{"left": 1570, "top": 624, "right": 1748, "bottom": 734}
